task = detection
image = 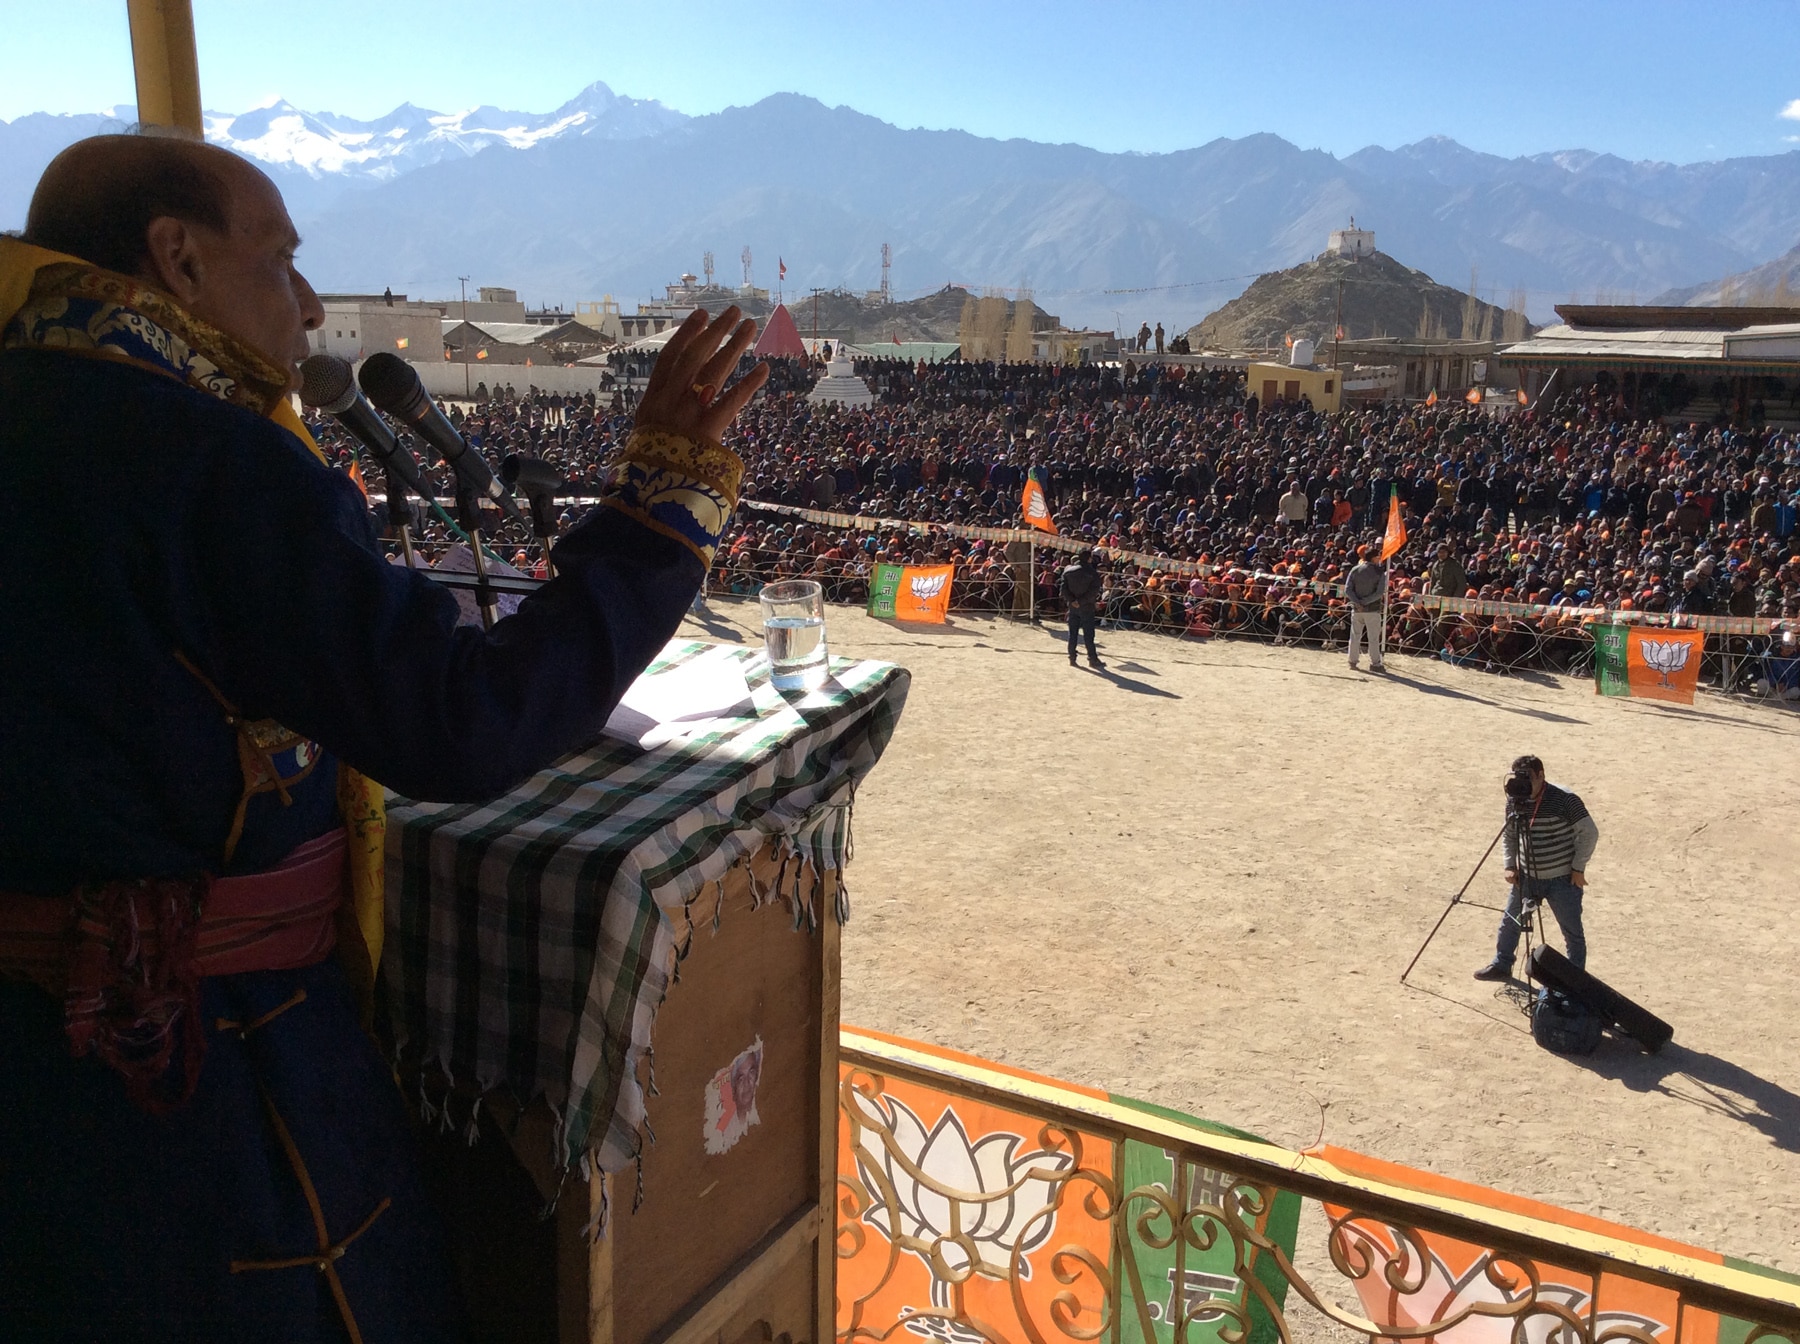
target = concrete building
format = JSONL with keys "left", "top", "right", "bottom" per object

{"left": 1330, "top": 336, "right": 1512, "bottom": 399}
{"left": 1497, "top": 304, "right": 1800, "bottom": 422}
{"left": 1327, "top": 219, "right": 1375, "bottom": 260}
{"left": 1247, "top": 342, "right": 1342, "bottom": 412}
{"left": 309, "top": 294, "right": 444, "bottom": 361}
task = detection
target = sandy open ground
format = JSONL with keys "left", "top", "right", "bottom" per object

{"left": 683, "top": 598, "right": 1800, "bottom": 1274}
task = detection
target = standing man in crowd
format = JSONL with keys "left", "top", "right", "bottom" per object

{"left": 1476, "top": 755, "right": 1599, "bottom": 979}
{"left": 1344, "top": 543, "right": 1387, "bottom": 672}
{"left": 1428, "top": 541, "right": 1469, "bottom": 597}
{"left": 0, "top": 134, "right": 765, "bottom": 1339}
{"left": 1061, "top": 547, "right": 1105, "bottom": 669}
{"left": 1278, "top": 478, "right": 1309, "bottom": 529}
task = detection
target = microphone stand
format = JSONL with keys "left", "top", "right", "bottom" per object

{"left": 522, "top": 488, "right": 560, "bottom": 580}
{"left": 454, "top": 482, "right": 500, "bottom": 630}
{"left": 384, "top": 470, "right": 418, "bottom": 571}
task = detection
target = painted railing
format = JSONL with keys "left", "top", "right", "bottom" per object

{"left": 835, "top": 1028, "right": 1800, "bottom": 1344}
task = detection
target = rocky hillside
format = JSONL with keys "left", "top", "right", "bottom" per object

{"left": 1657, "top": 238, "right": 1800, "bottom": 306}
{"left": 678, "top": 285, "right": 1050, "bottom": 345}
{"left": 1186, "top": 249, "right": 1532, "bottom": 350}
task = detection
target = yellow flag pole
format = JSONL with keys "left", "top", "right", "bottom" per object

{"left": 126, "top": 0, "right": 203, "bottom": 138}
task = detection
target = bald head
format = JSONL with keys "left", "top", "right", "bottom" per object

{"left": 24, "top": 135, "right": 252, "bottom": 276}
{"left": 22, "top": 135, "right": 322, "bottom": 387}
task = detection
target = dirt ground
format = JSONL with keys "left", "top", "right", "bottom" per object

{"left": 683, "top": 599, "right": 1800, "bottom": 1274}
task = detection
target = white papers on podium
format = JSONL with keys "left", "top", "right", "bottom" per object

{"left": 602, "top": 645, "right": 755, "bottom": 749}
{"left": 406, "top": 544, "right": 527, "bottom": 628}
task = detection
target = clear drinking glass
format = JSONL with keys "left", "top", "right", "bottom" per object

{"left": 760, "top": 579, "right": 829, "bottom": 691}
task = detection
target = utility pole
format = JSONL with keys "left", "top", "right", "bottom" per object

{"left": 1333, "top": 278, "right": 1344, "bottom": 370}
{"left": 880, "top": 243, "right": 892, "bottom": 306}
{"left": 459, "top": 275, "right": 471, "bottom": 399}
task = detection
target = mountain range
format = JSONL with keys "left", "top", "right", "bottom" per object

{"left": 6, "top": 84, "right": 1800, "bottom": 331}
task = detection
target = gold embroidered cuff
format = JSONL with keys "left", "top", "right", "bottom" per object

{"left": 623, "top": 426, "right": 744, "bottom": 508}
{"left": 600, "top": 427, "right": 746, "bottom": 567}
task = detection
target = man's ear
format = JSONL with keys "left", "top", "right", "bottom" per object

{"left": 140, "top": 216, "right": 205, "bottom": 305}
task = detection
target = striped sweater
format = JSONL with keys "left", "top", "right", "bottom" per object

{"left": 1504, "top": 782, "right": 1599, "bottom": 879}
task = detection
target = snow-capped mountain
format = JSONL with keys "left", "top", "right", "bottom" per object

{"left": 203, "top": 81, "right": 686, "bottom": 180}
{"left": 8, "top": 82, "right": 1800, "bottom": 331}
{"left": 0, "top": 81, "right": 685, "bottom": 223}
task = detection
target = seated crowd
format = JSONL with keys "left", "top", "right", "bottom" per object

{"left": 304, "top": 354, "right": 1800, "bottom": 685}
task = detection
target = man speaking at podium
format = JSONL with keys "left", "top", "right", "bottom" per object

{"left": 0, "top": 134, "right": 765, "bottom": 1341}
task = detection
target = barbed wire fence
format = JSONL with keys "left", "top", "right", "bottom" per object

{"left": 712, "top": 502, "right": 1800, "bottom": 712}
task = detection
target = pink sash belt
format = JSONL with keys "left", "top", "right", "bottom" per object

{"left": 0, "top": 829, "right": 348, "bottom": 1111}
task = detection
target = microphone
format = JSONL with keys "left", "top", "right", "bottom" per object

{"left": 298, "top": 354, "right": 429, "bottom": 498}
{"left": 358, "top": 352, "right": 524, "bottom": 525}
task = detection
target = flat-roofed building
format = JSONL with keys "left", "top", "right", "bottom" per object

{"left": 1497, "top": 304, "right": 1800, "bottom": 420}
{"left": 309, "top": 294, "right": 444, "bottom": 361}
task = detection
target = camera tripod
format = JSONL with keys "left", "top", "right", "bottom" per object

{"left": 1399, "top": 807, "right": 1544, "bottom": 989}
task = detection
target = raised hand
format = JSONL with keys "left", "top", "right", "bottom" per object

{"left": 635, "top": 306, "right": 770, "bottom": 444}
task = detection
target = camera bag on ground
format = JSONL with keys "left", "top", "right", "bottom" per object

{"left": 1528, "top": 945, "right": 1674, "bottom": 1053}
{"left": 1531, "top": 987, "right": 1603, "bottom": 1055}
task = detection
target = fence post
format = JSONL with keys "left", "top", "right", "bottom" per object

{"left": 1028, "top": 538, "right": 1036, "bottom": 625}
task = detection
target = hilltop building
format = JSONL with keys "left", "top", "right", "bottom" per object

{"left": 1327, "top": 219, "right": 1375, "bottom": 260}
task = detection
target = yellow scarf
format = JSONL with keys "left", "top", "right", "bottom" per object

{"left": 0, "top": 238, "right": 387, "bottom": 1001}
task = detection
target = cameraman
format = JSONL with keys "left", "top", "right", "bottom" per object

{"left": 1474, "top": 755, "right": 1599, "bottom": 980}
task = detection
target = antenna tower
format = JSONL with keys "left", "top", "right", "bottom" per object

{"left": 703, "top": 251, "right": 715, "bottom": 287}
{"left": 880, "top": 243, "right": 892, "bottom": 305}
{"left": 741, "top": 246, "right": 753, "bottom": 289}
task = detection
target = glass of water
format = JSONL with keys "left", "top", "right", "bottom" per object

{"left": 760, "top": 579, "right": 829, "bottom": 691}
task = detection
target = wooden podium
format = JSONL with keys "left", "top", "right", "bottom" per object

{"left": 416, "top": 843, "right": 840, "bottom": 1344}
{"left": 387, "top": 642, "right": 907, "bottom": 1344}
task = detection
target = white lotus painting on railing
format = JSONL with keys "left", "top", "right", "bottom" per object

{"left": 1332, "top": 1220, "right": 1668, "bottom": 1344}
{"left": 849, "top": 1091, "right": 1072, "bottom": 1309}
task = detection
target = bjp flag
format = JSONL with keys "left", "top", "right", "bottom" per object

{"left": 1021, "top": 475, "right": 1058, "bottom": 534}
{"left": 1593, "top": 623, "right": 1705, "bottom": 704}
{"left": 1425, "top": 389, "right": 1439, "bottom": 407}
{"left": 1378, "top": 485, "right": 1407, "bottom": 562}
{"left": 1312, "top": 1145, "right": 1792, "bottom": 1344}
{"left": 395, "top": 336, "right": 410, "bottom": 350}
{"left": 867, "top": 563, "right": 953, "bottom": 623}
{"left": 1465, "top": 385, "right": 1482, "bottom": 405}
{"left": 837, "top": 1029, "right": 1301, "bottom": 1344}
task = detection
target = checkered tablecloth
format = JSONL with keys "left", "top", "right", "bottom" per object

{"left": 382, "top": 640, "right": 910, "bottom": 1172}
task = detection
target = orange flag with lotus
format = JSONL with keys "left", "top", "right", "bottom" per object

{"left": 1378, "top": 486, "right": 1407, "bottom": 562}
{"left": 1021, "top": 476, "right": 1057, "bottom": 534}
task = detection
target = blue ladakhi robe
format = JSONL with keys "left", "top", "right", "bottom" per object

{"left": 0, "top": 249, "right": 739, "bottom": 1342}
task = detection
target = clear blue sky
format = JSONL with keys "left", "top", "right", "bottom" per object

{"left": 5, "top": 0, "right": 1800, "bottom": 163}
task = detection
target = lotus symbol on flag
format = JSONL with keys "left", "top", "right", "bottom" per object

{"left": 1640, "top": 637, "right": 1692, "bottom": 688}
{"left": 1332, "top": 1223, "right": 1668, "bottom": 1344}
{"left": 910, "top": 573, "right": 948, "bottom": 600}
{"left": 1026, "top": 493, "right": 1048, "bottom": 520}
{"left": 850, "top": 1093, "right": 1071, "bottom": 1308}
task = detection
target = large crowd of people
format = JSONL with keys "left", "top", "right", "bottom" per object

{"left": 303, "top": 352, "right": 1800, "bottom": 689}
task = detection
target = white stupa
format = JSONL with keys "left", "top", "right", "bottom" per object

{"left": 808, "top": 353, "right": 876, "bottom": 408}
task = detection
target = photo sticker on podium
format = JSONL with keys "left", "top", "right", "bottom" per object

{"left": 704, "top": 1037, "right": 764, "bottom": 1155}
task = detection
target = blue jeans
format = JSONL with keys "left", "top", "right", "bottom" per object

{"left": 1495, "top": 875, "right": 1586, "bottom": 969}
{"left": 1068, "top": 607, "right": 1098, "bottom": 661}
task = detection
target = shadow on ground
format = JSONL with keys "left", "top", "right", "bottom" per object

{"left": 1381, "top": 669, "right": 1587, "bottom": 725}
{"left": 1576, "top": 1037, "right": 1800, "bottom": 1152}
